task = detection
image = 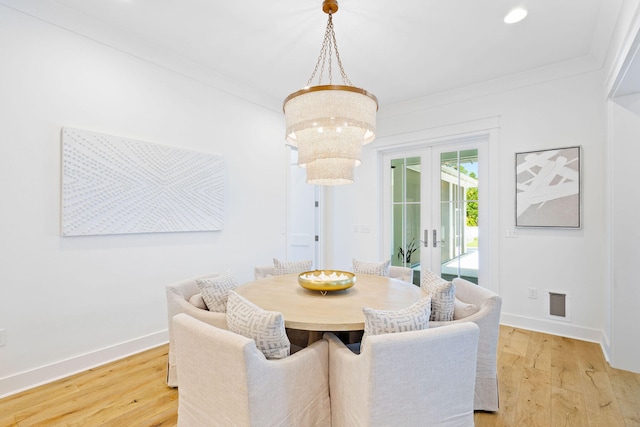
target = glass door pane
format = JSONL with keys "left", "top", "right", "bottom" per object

{"left": 439, "top": 149, "right": 479, "bottom": 283}
{"left": 391, "top": 157, "right": 421, "bottom": 285}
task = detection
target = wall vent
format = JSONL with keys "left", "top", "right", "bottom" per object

{"left": 545, "top": 289, "right": 571, "bottom": 322}
{"left": 549, "top": 292, "right": 566, "bottom": 317}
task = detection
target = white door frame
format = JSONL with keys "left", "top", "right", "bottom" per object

{"left": 376, "top": 121, "right": 500, "bottom": 292}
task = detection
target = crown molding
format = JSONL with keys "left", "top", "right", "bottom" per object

{"left": 0, "top": 0, "right": 282, "bottom": 112}
{"left": 379, "top": 55, "right": 602, "bottom": 119}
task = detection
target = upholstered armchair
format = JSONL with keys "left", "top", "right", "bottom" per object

{"left": 430, "top": 277, "right": 502, "bottom": 411}
{"left": 325, "top": 322, "right": 479, "bottom": 426}
{"left": 389, "top": 265, "right": 413, "bottom": 283}
{"left": 255, "top": 259, "right": 313, "bottom": 280}
{"left": 254, "top": 265, "right": 276, "bottom": 280}
{"left": 165, "top": 273, "right": 228, "bottom": 387}
{"left": 173, "top": 313, "right": 331, "bottom": 426}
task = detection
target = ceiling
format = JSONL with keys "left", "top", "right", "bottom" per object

{"left": 6, "top": 0, "right": 626, "bottom": 111}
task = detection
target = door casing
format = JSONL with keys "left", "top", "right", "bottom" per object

{"left": 380, "top": 134, "right": 490, "bottom": 287}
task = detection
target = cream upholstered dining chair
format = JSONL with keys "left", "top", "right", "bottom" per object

{"left": 253, "top": 265, "right": 276, "bottom": 279}
{"left": 325, "top": 322, "right": 479, "bottom": 427}
{"left": 352, "top": 258, "right": 390, "bottom": 276}
{"left": 389, "top": 265, "right": 413, "bottom": 283}
{"left": 173, "top": 313, "right": 331, "bottom": 427}
{"left": 165, "top": 273, "right": 228, "bottom": 387}
{"left": 430, "top": 277, "right": 502, "bottom": 412}
{"left": 254, "top": 258, "right": 313, "bottom": 279}
{"left": 352, "top": 259, "right": 413, "bottom": 284}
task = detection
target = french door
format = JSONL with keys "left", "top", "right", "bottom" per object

{"left": 383, "top": 139, "right": 485, "bottom": 286}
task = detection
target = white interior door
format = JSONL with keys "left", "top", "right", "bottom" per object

{"left": 288, "top": 149, "right": 319, "bottom": 267}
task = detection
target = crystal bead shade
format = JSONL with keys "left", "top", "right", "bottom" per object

{"left": 282, "top": 1, "right": 377, "bottom": 185}
{"left": 306, "top": 158, "right": 355, "bottom": 186}
{"left": 284, "top": 87, "right": 377, "bottom": 185}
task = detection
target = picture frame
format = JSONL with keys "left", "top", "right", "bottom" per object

{"left": 515, "top": 146, "right": 581, "bottom": 228}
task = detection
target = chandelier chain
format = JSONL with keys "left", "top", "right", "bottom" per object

{"left": 305, "top": 12, "right": 352, "bottom": 87}
{"left": 330, "top": 16, "right": 351, "bottom": 86}
{"left": 318, "top": 20, "right": 331, "bottom": 84}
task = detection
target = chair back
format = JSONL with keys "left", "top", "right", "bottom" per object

{"left": 173, "top": 314, "right": 331, "bottom": 426}
{"left": 254, "top": 265, "right": 276, "bottom": 279}
{"left": 328, "top": 323, "right": 479, "bottom": 426}
{"left": 389, "top": 265, "right": 413, "bottom": 283}
{"left": 165, "top": 274, "right": 227, "bottom": 387}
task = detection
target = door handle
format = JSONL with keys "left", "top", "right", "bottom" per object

{"left": 423, "top": 229, "right": 429, "bottom": 247}
{"left": 433, "top": 230, "right": 437, "bottom": 248}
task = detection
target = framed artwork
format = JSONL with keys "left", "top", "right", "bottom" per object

{"left": 515, "top": 146, "right": 581, "bottom": 228}
{"left": 61, "top": 127, "right": 225, "bottom": 236}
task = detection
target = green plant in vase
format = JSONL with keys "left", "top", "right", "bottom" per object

{"left": 397, "top": 237, "right": 418, "bottom": 265}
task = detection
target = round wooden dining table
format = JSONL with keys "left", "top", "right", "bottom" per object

{"left": 235, "top": 273, "right": 423, "bottom": 332}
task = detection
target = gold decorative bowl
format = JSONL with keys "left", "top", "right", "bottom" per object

{"left": 298, "top": 270, "right": 356, "bottom": 293}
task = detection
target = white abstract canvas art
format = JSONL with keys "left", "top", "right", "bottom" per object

{"left": 515, "top": 146, "right": 580, "bottom": 228}
{"left": 61, "top": 127, "right": 224, "bottom": 236}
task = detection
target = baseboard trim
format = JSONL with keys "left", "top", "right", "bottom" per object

{"left": 500, "top": 312, "right": 602, "bottom": 344}
{"left": 0, "top": 330, "right": 168, "bottom": 399}
{"left": 600, "top": 331, "right": 612, "bottom": 363}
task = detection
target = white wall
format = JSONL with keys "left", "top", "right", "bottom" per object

{"left": 327, "top": 69, "right": 608, "bottom": 344}
{"left": 0, "top": 7, "right": 286, "bottom": 396}
{"left": 602, "top": 0, "right": 640, "bottom": 373}
{"left": 609, "top": 96, "right": 640, "bottom": 373}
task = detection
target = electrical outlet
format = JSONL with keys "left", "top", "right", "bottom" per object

{"left": 528, "top": 288, "right": 538, "bottom": 299}
{"left": 0, "top": 329, "right": 6, "bottom": 347}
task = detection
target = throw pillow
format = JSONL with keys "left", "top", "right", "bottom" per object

{"left": 361, "top": 296, "right": 431, "bottom": 352}
{"left": 454, "top": 298, "right": 480, "bottom": 319}
{"left": 421, "top": 267, "right": 444, "bottom": 288}
{"left": 188, "top": 293, "right": 207, "bottom": 310}
{"left": 195, "top": 273, "right": 239, "bottom": 313}
{"left": 273, "top": 258, "right": 312, "bottom": 275}
{"left": 352, "top": 258, "right": 391, "bottom": 276}
{"left": 421, "top": 278, "right": 456, "bottom": 321}
{"left": 226, "top": 291, "right": 290, "bottom": 359}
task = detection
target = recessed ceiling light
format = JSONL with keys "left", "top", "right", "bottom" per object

{"left": 504, "top": 8, "right": 528, "bottom": 24}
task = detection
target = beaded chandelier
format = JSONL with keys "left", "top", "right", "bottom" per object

{"left": 283, "top": 0, "right": 378, "bottom": 185}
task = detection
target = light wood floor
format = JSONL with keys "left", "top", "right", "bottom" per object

{"left": 1, "top": 326, "right": 639, "bottom": 426}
